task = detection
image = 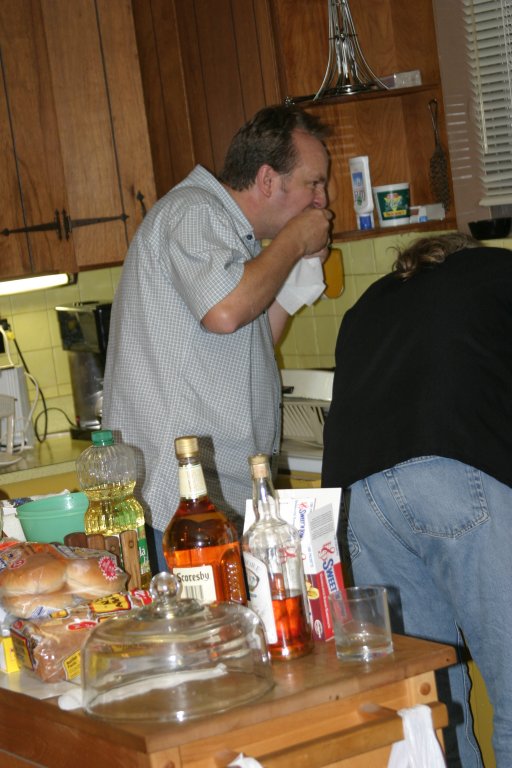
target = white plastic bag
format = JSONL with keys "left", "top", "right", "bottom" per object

{"left": 227, "top": 755, "right": 264, "bottom": 768}
{"left": 387, "top": 704, "right": 446, "bottom": 767}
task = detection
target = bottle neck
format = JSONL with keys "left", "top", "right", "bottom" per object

{"left": 252, "top": 474, "right": 279, "bottom": 521}
{"left": 178, "top": 457, "right": 207, "bottom": 500}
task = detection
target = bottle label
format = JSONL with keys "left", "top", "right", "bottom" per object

{"left": 178, "top": 464, "right": 207, "bottom": 499}
{"left": 173, "top": 565, "right": 217, "bottom": 603}
{"left": 136, "top": 526, "right": 151, "bottom": 577}
{"left": 352, "top": 169, "right": 366, "bottom": 207}
{"left": 243, "top": 552, "right": 277, "bottom": 644}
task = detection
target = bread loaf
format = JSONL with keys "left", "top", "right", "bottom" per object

{"left": 10, "top": 615, "right": 95, "bottom": 682}
{"left": 9, "top": 589, "right": 153, "bottom": 681}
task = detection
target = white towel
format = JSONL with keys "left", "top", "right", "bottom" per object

{"left": 387, "top": 704, "right": 446, "bottom": 767}
{"left": 276, "top": 256, "right": 325, "bottom": 315}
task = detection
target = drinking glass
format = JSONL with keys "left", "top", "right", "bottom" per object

{"left": 328, "top": 586, "right": 393, "bottom": 661}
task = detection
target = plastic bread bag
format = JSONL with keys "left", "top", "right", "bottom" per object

{"left": 0, "top": 542, "right": 128, "bottom": 618}
{"left": 10, "top": 588, "right": 153, "bottom": 682}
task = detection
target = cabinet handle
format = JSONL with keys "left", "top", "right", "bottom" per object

{"left": 1, "top": 210, "right": 63, "bottom": 239}
{"left": 213, "top": 701, "right": 448, "bottom": 767}
{"left": 136, "top": 190, "right": 147, "bottom": 217}
{"left": 62, "top": 209, "right": 129, "bottom": 239}
{"left": 2, "top": 207, "right": 130, "bottom": 240}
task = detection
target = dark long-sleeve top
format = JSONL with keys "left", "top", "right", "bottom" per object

{"left": 322, "top": 246, "right": 512, "bottom": 490}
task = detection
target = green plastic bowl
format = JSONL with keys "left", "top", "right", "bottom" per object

{"left": 17, "top": 492, "right": 88, "bottom": 543}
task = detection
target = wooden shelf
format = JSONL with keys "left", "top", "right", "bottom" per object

{"left": 287, "top": 83, "right": 441, "bottom": 109}
{"left": 333, "top": 217, "right": 457, "bottom": 243}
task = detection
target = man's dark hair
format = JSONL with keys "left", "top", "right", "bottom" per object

{"left": 219, "top": 104, "right": 329, "bottom": 191}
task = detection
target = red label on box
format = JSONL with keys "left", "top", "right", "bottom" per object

{"left": 306, "top": 557, "right": 344, "bottom": 641}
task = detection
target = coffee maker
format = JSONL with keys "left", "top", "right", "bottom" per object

{"left": 56, "top": 302, "right": 112, "bottom": 439}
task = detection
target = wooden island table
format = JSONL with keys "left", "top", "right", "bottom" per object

{"left": 0, "top": 634, "right": 455, "bottom": 768}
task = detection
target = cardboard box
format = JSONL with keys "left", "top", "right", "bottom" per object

{"left": 244, "top": 487, "right": 344, "bottom": 642}
{"left": 0, "top": 633, "right": 19, "bottom": 673}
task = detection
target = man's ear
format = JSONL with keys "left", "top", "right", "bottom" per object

{"left": 256, "top": 164, "right": 276, "bottom": 198}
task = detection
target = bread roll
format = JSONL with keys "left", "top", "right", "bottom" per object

{"left": 65, "top": 555, "right": 128, "bottom": 597}
{"left": 0, "top": 553, "right": 67, "bottom": 596}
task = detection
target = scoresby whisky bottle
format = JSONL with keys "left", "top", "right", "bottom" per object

{"left": 242, "top": 453, "right": 313, "bottom": 660}
{"left": 162, "top": 436, "right": 247, "bottom": 605}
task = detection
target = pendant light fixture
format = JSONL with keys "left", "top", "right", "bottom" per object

{"left": 286, "top": 0, "right": 386, "bottom": 105}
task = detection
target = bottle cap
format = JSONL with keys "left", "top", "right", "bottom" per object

{"left": 91, "top": 430, "right": 114, "bottom": 446}
{"left": 248, "top": 453, "right": 270, "bottom": 478}
{"left": 248, "top": 453, "right": 269, "bottom": 466}
{"left": 175, "top": 435, "right": 199, "bottom": 458}
{"left": 358, "top": 214, "right": 374, "bottom": 230}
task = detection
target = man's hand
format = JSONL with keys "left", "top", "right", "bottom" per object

{"left": 202, "top": 208, "right": 332, "bottom": 335}
{"left": 277, "top": 207, "right": 333, "bottom": 260}
{"left": 304, "top": 245, "right": 330, "bottom": 264}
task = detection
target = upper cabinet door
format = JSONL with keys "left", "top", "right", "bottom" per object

{"left": 132, "top": 0, "right": 280, "bottom": 198}
{"left": 96, "top": 0, "right": 157, "bottom": 246}
{"left": 41, "top": 0, "right": 156, "bottom": 269}
{"left": 0, "top": 0, "right": 156, "bottom": 279}
{"left": 0, "top": 0, "right": 77, "bottom": 279}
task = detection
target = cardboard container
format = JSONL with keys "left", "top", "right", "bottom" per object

{"left": 373, "top": 182, "right": 410, "bottom": 227}
{"left": 244, "top": 487, "right": 344, "bottom": 642}
{"left": 0, "top": 633, "right": 19, "bottom": 673}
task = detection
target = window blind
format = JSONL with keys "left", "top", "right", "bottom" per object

{"left": 464, "top": 0, "right": 512, "bottom": 205}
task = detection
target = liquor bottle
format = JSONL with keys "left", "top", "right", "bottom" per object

{"left": 242, "top": 453, "right": 313, "bottom": 661}
{"left": 162, "top": 435, "right": 247, "bottom": 605}
{"left": 76, "top": 430, "right": 151, "bottom": 589}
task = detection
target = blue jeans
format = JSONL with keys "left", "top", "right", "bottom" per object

{"left": 344, "top": 457, "right": 512, "bottom": 767}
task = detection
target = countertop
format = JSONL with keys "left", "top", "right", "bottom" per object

{"left": 0, "top": 433, "right": 88, "bottom": 486}
{"left": 0, "top": 635, "right": 455, "bottom": 767}
{"left": 0, "top": 433, "right": 323, "bottom": 486}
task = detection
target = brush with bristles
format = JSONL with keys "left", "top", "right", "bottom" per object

{"left": 428, "top": 99, "right": 451, "bottom": 214}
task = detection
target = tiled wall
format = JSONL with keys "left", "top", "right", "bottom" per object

{"left": 276, "top": 229, "right": 459, "bottom": 368}
{"left": 0, "top": 267, "right": 122, "bottom": 439}
{"left": 1, "top": 228, "right": 480, "bottom": 438}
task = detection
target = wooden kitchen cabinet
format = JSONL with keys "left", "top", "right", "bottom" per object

{"left": 133, "top": 0, "right": 455, "bottom": 240}
{"left": 0, "top": 1, "right": 76, "bottom": 279}
{"left": 0, "top": 635, "right": 455, "bottom": 767}
{"left": 131, "top": 0, "right": 281, "bottom": 197}
{"left": 0, "top": 0, "right": 156, "bottom": 279}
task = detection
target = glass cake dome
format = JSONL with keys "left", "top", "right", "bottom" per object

{"left": 81, "top": 571, "right": 273, "bottom": 722}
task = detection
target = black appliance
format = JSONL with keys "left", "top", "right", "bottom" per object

{"left": 55, "top": 302, "right": 112, "bottom": 440}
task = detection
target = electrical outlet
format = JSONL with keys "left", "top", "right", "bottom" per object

{"left": 0, "top": 319, "right": 10, "bottom": 355}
